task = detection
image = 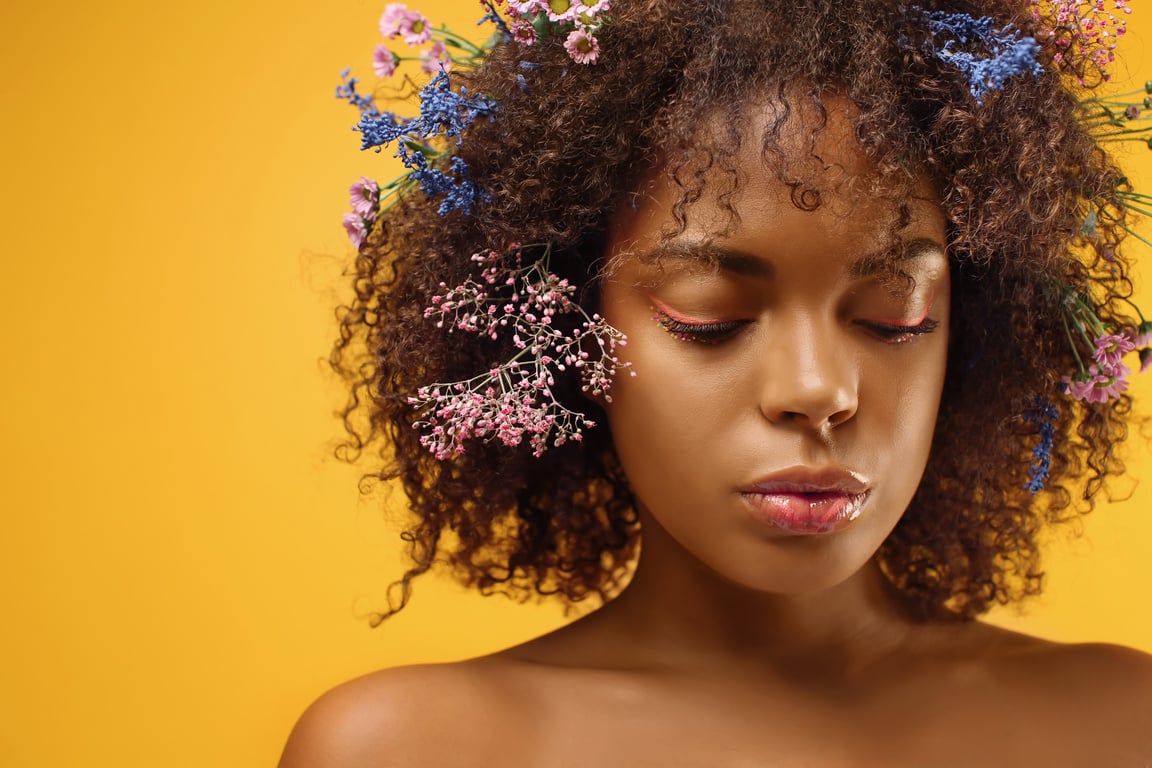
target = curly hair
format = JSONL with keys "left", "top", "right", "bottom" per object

{"left": 332, "top": 0, "right": 1136, "bottom": 623}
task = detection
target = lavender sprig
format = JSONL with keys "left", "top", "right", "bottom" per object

{"left": 409, "top": 247, "right": 630, "bottom": 458}
{"left": 1023, "top": 399, "right": 1058, "bottom": 494}
{"left": 917, "top": 10, "right": 1042, "bottom": 103}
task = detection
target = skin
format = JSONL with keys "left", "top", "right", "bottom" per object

{"left": 280, "top": 100, "right": 1152, "bottom": 767}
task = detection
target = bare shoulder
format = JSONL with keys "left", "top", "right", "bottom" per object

{"left": 977, "top": 629, "right": 1152, "bottom": 755}
{"left": 278, "top": 660, "right": 525, "bottom": 768}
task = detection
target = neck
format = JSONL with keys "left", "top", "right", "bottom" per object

{"left": 602, "top": 512, "right": 917, "bottom": 675}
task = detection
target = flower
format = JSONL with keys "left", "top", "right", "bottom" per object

{"left": 1141, "top": 347, "right": 1152, "bottom": 373}
{"left": 400, "top": 9, "right": 432, "bottom": 46}
{"left": 1092, "top": 332, "right": 1136, "bottom": 369}
{"left": 1129, "top": 320, "right": 1152, "bottom": 348}
{"left": 1062, "top": 363, "right": 1130, "bottom": 403}
{"left": 1023, "top": 398, "right": 1058, "bottom": 493}
{"left": 919, "top": 10, "right": 1042, "bottom": 103}
{"left": 564, "top": 29, "right": 600, "bottom": 65}
{"left": 372, "top": 44, "right": 398, "bottom": 78}
{"left": 409, "top": 247, "right": 630, "bottom": 457}
{"left": 379, "top": 3, "right": 408, "bottom": 37}
{"left": 510, "top": 19, "right": 537, "bottom": 45}
{"left": 342, "top": 213, "right": 369, "bottom": 249}
{"left": 1030, "top": 0, "right": 1130, "bottom": 81}
{"left": 421, "top": 41, "right": 450, "bottom": 73}
{"left": 349, "top": 177, "right": 380, "bottom": 218}
{"left": 546, "top": 0, "right": 580, "bottom": 23}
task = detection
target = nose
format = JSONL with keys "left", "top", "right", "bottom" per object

{"left": 757, "top": 314, "right": 858, "bottom": 430}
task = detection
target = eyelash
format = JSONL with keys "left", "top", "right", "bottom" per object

{"left": 653, "top": 311, "right": 749, "bottom": 344}
{"left": 651, "top": 308, "right": 941, "bottom": 346}
{"left": 856, "top": 317, "right": 941, "bottom": 345}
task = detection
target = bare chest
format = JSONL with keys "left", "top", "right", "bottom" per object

{"left": 447, "top": 672, "right": 1109, "bottom": 768}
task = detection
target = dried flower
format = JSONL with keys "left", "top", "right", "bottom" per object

{"left": 1023, "top": 398, "right": 1058, "bottom": 493}
{"left": 409, "top": 247, "right": 631, "bottom": 458}
{"left": 1031, "top": 0, "right": 1130, "bottom": 81}
{"left": 917, "top": 10, "right": 1042, "bottom": 103}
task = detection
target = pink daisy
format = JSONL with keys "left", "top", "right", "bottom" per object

{"left": 349, "top": 177, "right": 379, "bottom": 219}
{"left": 507, "top": 0, "right": 546, "bottom": 17}
{"left": 342, "top": 213, "right": 368, "bottom": 249}
{"left": 379, "top": 3, "right": 408, "bottom": 38}
{"left": 510, "top": 19, "right": 537, "bottom": 45}
{"left": 564, "top": 29, "right": 600, "bottom": 64}
{"left": 372, "top": 44, "right": 398, "bottom": 78}
{"left": 399, "top": 10, "right": 432, "bottom": 46}
{"left": 421, "top": 41, "right": 450, "bottom": 73}
{"left": 1092, "top": 332, "right": 1135, "bottom": 369}
{"left": 1128, "top": 321, "right": 1152, "bottom": 348}
{"left": 546, "top": 0, "right": 579, "bottom": 22}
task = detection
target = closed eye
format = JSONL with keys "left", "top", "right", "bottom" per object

{"left": 856, "top": 316, "right": 941, "bottom": 345}
{"left": 654, "top": 311, "right": 749, "bottom": 344}
{"left": 648, "top": 296, "right": 749, "bottom": 345}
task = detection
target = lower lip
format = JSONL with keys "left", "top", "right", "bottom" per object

{"left": 740, "top": 491, "right": 869, "bottom": 535}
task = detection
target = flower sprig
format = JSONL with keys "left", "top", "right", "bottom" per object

{"left": 338, "top": 2, "right": 614, "bottom": 247}
{"left": 914, "top": 9, "right": 1043, "bottom": 103}
{"left": 339, "top": 70, "right": 495, "bottom": 245}
{"left": 502, "top": 0, "right": 611, "bottom": 64}
{"left": 1029, "top": 0, "right": 1130, "bottom": 82}
{"left": 1057, "top": 290, "right": 1152, "bottom": 404}
{"left": 408, "top": 246, "right": 630, "bottom": 459}
{"left": 1023, "top": 398, "right": 1059, "bottom": 494}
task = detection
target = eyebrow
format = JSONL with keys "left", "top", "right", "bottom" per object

{"left": 640, "top": 237, "right": 946, "bottom": 279}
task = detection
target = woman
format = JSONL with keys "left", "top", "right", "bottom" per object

{"left": 283, "top": 1, "right": 1152, "bottom": 764}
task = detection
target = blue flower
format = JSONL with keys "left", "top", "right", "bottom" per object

{"left": 347, "top": 71, "right": 495, "bottom": 216}
{"left": 919, "top": 10, "right": 1042, "bottom": 104}
{"left": 334, "top": 68, "right": 380, "bottom": 117}
{"left": 1022, "top": 398, "right": 1058, "bottom": 494}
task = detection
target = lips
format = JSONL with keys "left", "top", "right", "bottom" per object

{"left": 739, "top": 467, "right": 871, "bottom": 535}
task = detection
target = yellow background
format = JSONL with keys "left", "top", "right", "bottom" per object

{"left": 2, "top": 3, "right": 1150, "bottom": 766}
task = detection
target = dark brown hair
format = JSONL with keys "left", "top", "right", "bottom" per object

{"left": 332, "top": 0, "right": 1135, "bottom": 623}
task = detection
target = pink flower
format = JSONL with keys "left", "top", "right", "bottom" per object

{"left": 1063, "top": 363, "right": 1130, "bottom": 403}
{"left": 342, "top": 213, "right": 368, "bottom": 249}
{"left": 577, "top": 0, "right": 610, "bottom": 19}
{"left": 510, "top": 19, "right": 536, "bottom": 45}
{"left": 379, "top": 3, "right": 408, "bottom": 37}
{"left": 372, "top": 44, "right": 398, "bottom": 78}
{"left": 546, "top": 0, "right": 579, "bottom": 22}
{"left": 1128, "top": 321, "right": 1152, "bottom": 348}
{"left": 349, "top": 177, "right": 380, "bottom": 219}
{"left": 400, "top": 10, "right": 432, "bottom": 46}
{"left": 420, "top": 41, "right": 450, "bottom": 73}
{"left": 564, "top": 29, "right": 600, "bottom": 64}
{"left": 1092, "top": 332, "right": 1135, "bottom": 369}
{"left": 506, "top": 0, "right": 545, "bottom": 16}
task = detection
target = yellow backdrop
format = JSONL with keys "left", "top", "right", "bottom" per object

{"left": 2, "top": 3, "right": 1150, "bottom": 766}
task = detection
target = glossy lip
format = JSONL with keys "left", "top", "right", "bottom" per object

{"left": 738, "top": 466, "right": 872, "bottom": 536}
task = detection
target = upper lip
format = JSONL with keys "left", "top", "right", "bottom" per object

{"left": 741, "top": 466, "right": 871, "bottom": 495}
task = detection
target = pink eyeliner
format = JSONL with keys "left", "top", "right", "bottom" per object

{"left": 647, "top": 294, "right": 726, "bottom": 325}
{"left": 866, "top": 292, "right": 937, "bottom": 327}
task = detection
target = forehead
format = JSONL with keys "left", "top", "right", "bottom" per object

{"left": 608, "top": 94, "right": 944, "bottom": 271}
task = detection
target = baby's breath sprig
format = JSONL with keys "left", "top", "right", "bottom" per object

{"left": 1029, "top": 0, "right": 1130, "bottom": 82}
{"left": 408, "top": 245, "right": 631, "bottom": 459}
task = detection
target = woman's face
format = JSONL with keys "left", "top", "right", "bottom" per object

{"left": 599, "top": 101, "right": 950, "bottom": 595}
